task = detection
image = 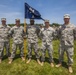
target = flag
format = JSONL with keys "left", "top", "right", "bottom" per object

{"left": 25, "top": 3, "right": 42, "bottom": 19}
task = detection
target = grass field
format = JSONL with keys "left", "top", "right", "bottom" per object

{"left": 0, "top": 40, "right": 76, "bottom": 75}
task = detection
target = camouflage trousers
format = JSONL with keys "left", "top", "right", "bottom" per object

{"left": 0, "top": 42, "right": 10, "bottom": 58}
{"left": 27, "top": 42, "right": 40, "bottom": 59}
{"left": 41, "top": 43, "right": 54, "bottom": 63}
{"left": 10, "top": 43, "right": 24, "bottom": 59}
{"left": 59, "top": 44, "right": 74, "bottom": 66}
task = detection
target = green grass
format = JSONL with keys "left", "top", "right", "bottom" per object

{"left": 0, "top": 40, "right": 76, "bottom": 75}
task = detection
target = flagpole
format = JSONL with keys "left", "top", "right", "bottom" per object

{"left": 24, "top": 18, "right": 27, "bottom": 60}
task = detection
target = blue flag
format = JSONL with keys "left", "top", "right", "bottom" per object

{"left": 25, "top": 3, "right": 42, "bottom": 19}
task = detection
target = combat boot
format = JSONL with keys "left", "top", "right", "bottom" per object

{"left": 68, "top": 66, "right": 73, "bottom": 73}
{"left": 56, "top": 63, "right": 62, "bottom": 67}
{"left": 21, "top": 57, "right": 25, "bottom": 61}
{"left": 26, "top": 59, "right": 31, "bottom": 64}
{"left": 8, "top": 58, "right": 13, "bottom": 64}
{"left": 50, "top": 62, "right": 54, "bottom": 67}
{"left": 41, "top": 62, "right": 44, "bottom": 66}
{"left": 37, "top": 59, "right": 41, "bottom": 65}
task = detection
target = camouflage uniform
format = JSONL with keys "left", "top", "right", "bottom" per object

{"left": 40, "top": 27, "right": 55, "bottom": 62}
{"left": 0, "top": 25, "right": 10, "bottom": 58}
{"left": 57, "top": 23, "right": 76, "bottom": 65}
{"left": 10, "top": 26, "right": 25, "bottom": 59}
{"left": 26, "top": 25, "right": 40, "bottom": 59}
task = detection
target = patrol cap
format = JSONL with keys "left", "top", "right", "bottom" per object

{"left": 44, "top": 19, "right": 49, "bottom": 23}
{"left": 64, "top": 14, "right": 70, "bottom": 18}
{"left": 1, "top": 18, "right": 6, "bottom": 21}
{"left": 15, "top": 19, "right": 20, "bottom": 21}
{"left": 30, "top": 19, "right": 34, "bottom": 22}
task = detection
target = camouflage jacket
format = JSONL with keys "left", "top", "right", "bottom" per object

{"left": 57, "top": 23, "right": 76, "bottom": 46}
{"left": 9, "top": 26, "right": 25, "bottom": 44}
{"left": 39, "top": 27, "right": 55, "bottom": 45}
{"left": 0, "top": 25, "right": 10, "bottom": 42}
{"left": 26, "top": 25, "right": 40, "bottom": 43}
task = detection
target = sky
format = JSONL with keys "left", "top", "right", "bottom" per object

{"left": 0, "top": 0, "right": 76, "bottom": 25}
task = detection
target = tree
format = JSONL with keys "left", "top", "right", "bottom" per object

{"left": 51, "top": 23, "right": 60, "bottom": 27}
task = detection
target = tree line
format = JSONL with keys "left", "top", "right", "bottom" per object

{"left": 8, "top": 23, "right": 61, "bottom": 27}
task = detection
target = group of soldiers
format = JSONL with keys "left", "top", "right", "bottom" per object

{"left": 0, "top": 18, "right": 25, "bottom": 64}
{"left": 0, "top": 14, "right": 76, "bottom": 73}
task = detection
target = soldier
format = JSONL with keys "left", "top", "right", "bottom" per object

{"left": 39, "top": 24, "right": 44, "bottom": 32}
{"left": 56, "top": 14, "right": 76, "bottom": 73}
{"left": 0, "top": 18, "right": 11, "bottom": 63}
{"left": 26, "top": 19, "right": 41, "bottom": 65}
{"left": 8, "top": 19, "right": 25, "bottom": 64}
{"left": 40, "top": 20, "right": 55, "bottom": 67}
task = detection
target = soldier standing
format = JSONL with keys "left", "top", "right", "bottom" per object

{"left": 40, "top": 20, "right": 55, "bottom": 67}
{"left": 8, "top": 19, "right": 25, "bottom": 64}
{"left": 0, "top": 18, "right": 11, "bottom": 63}
{"left": 39, "top": 24, "right": 44, "bottom": 32}
{"left": 26, "top": 19, "right": 41, "bottom": 65}
{"left": 56, "top": 14, "right": 76, "bottom": 73}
